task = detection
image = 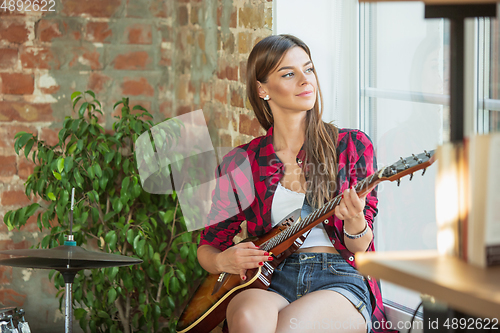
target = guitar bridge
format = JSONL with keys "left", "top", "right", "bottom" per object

{"left": 217, "top": 272, "right": 226, "bottom": 282}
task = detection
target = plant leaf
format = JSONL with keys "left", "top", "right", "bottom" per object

{"left": 57, "top": 158, "right": 65, "bottom": 173}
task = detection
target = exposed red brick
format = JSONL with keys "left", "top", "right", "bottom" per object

{"left": 239, "top": 113, "right": 261, "bottom": 137}
{"left": 0, "top": 21, "right": 29, "bottom": 44}
{"left": 200, "top": 82, "right": 212, "bottom": 103}
{"left": 85, "top": 22, "right": 112, "bottom": 43}
{"left": 68, "top": 47, "right": 102, "bottom": 70}
{"left": 39, "top": 127, "right": 59, "bottom": 147}
{"left": 231, "top": 88, "right": 244, "bottom": 108}
{"left": 213, "top": 111, "right": 229, "bottom": 129}
{"left": 239, "top": 5, "right": 264, "bottom": 29}
{"left": 216, "top": 61, "right": 238, "bottom": 81}
{"left": 62, "top": 0, "right": 122, "bottom": 18}
{"left": 113, "top": 51, "right": 151, "bottom": 70}
{"left": 176, "top": 105, "right": 191, "bottom": 116}
{"left": 122, "top": 77, "right": 154, "bottom": 97}
{"left": 0, "top": 48, "right": 18, "bottom": 69}
{"left": 0, "top": 102, "right": 53, "bottom": 122}
{"left": 40, "top": 85, "right": 60, "bottom": 94}
{"left": 240, "top": 60, "right": 248, "bottom": 84}
{"left": 238, "top": 32, "right": 253, "bottom": 54}
{"left": 0, "top": 266, "right": 12, "bottom": 285}
{"left": 178, "top": 6, "right": 188, "bottom": 26}
{"left": 0, "top": 8, "right": 25, "bottom": 17}
{"left": 18, "top": 158, "right": 35, "bottom": 180}
{"left": 150, "top": 0, "right": 169, "bottom": 18}
{"left": 0, "top": 239, "right": 31, "bottom": 251}
{"left": 191, "top": 5, "right": 199, "bottom": 25}
{"left": 0, "top": 125, "right": 36, "bottom": 149}
{"left": 23, "top": 214, "right": 40, "bottom": 232}
{"left": 217, "top": 7, "right": 237, "bottom": 29}
{"left": 72, "top": 31, "right": 81, "bottom": 40}
{"left": 219, "top": 133, "right": 232, "bottom": 148}
{"left": 126, "top": 24, "right": 152, "bottom": 45}
{"left": 0, "top": 289, "right": 26, "bottom": 307}
{"left": 87, "top": 72, "right": 111, "bottom": 94}
{"left": 20, "top": 47, "right": 60, "bottom": 70}
{"left": 37, "top": 19, "right": 63, "bottom": 42}
{"left": 159, "top": 100, "right": 173, "bottom": 119}
{"left": 0, "top": 156, "right": 17, "bottom": 178}
{"left": 0, "top": 73, "right": 34, "bottom": 95}
{"left": 214, "top": 81, "right": 228, "bottom": 104}
{"left": 0, "top": 189, "right": 31, "bottom": 206}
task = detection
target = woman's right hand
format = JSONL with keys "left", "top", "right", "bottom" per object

{"left": 215, "top": 242, "right": 273, "bottom": 281}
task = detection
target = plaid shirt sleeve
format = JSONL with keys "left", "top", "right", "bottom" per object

{"left": 353, "top": 130, "right": 378, "bottom": 251}
{"left": 198, "top": 151, "right": 248, "bottom": 252}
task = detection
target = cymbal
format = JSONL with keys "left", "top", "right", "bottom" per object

{"left": 0, "top": 307, "right": 16, "bottom": 314}
{"left": 0, "top": 245, "right": 142, "bottom": 270}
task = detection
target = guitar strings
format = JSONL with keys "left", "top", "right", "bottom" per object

{"left": 260, "top": 172, "right": 379, "bottom": 252}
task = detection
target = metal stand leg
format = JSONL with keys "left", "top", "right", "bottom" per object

{"left": 65, "top": 282, "right": 73, "bottom": 333}
{"left": 61, "top": 271, "right": 77, "bottom": 333}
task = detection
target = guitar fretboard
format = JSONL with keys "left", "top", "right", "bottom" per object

{"left": 259, "top": 173, "right": 379, "bottom": 252}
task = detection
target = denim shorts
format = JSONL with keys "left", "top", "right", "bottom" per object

{"left": 267, "top": 252, "right": 372, "bottom": 332}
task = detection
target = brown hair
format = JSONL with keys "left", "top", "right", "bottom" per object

{"left": 246, "top": 34, "right": 339, "bottom": 209}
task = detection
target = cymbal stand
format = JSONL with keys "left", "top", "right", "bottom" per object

{"left": 63, "top": 188, "right": 77, "bottom": 333}
{"left": 61, "top": 270, "right": 77, "bottom": 333}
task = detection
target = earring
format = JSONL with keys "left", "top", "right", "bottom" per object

{"left": 263, "top": 95, "right": 270, "bottom": 101}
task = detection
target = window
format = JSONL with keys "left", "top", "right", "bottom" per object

{"left": 359, "top": 1, "right": 447, "bottom": 318}
{"left": 274, "top": 0, "right": 499, "bottom": 326}
{"left": 478, "top": 16, "right": 500, "bottom": 133}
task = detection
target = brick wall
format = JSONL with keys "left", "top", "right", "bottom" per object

{"left": 0, "top": 0, "right": 272, "bottom": 330}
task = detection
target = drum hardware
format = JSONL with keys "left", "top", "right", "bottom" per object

{"left": 0, "top": 188, "right": 143, "bottom": 333}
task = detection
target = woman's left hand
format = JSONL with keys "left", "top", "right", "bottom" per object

{"left": 334, "top": 186, "right": 367, "bottom": 222}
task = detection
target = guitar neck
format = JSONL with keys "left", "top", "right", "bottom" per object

{"left": 260, "top": 170, "right": 385, "bottom": 252}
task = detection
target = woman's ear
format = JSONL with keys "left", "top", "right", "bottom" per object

{"left": 256, "top": 82, "right": 268, "bottom": 99}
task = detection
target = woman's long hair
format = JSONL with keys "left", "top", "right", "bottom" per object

{"left": 246, "top": 34, "right": 339, "bottom": 209}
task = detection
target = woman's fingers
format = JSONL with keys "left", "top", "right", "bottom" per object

{"left": 336, "top": 187, "right": 367, "bottom": 220}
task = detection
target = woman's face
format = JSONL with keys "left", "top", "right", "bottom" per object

{"left": 258, "top": 46, "right": 317, "bottom": 115}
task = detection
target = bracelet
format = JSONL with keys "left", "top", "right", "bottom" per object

{"left": 343, "top": 219, "right": 369, "bottom": 239}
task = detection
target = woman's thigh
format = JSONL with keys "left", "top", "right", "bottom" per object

{"left": 276, "top": 290, "right": 368, "bottom": 333}
{"left": 226, "top": 288, "right": 289, "bottom": 333}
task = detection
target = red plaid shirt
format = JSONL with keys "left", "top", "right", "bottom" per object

{"left": 199, "top": 126, "right": 398, "bottom": 333}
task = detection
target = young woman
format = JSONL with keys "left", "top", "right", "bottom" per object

{"left": 197, "top": 34, "right": 396, "bottom": 333}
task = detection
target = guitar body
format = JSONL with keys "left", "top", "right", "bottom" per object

{"left": 176, "top": 211, "right": 306, "bottom": 333}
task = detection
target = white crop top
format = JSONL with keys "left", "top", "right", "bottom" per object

{"left": 271, "top": 182, "right": 334, "bottom": 249}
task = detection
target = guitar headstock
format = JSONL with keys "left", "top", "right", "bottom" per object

{"left": 378, "top": 150, "right": 436, "bottom": 184}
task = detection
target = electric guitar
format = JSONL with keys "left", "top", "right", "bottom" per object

{"left": 176, "top": 150, "right": 436, "bottom": 333}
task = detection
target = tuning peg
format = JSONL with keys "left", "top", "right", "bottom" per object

{"left": 400, "top": 157, "right": 409, "bottom": 169}
{"left": 397, "top": 179, "right": 401, "bottom": 186}
{"left": 422, "top": 168, "right": 427, "bottom": 176}
{"left": 412, "top": 153, "right": 422, "bottom": 163}
{"left": 409, "top": 173, "right": 413, "bottom": 181}
{"left": 424, "top": 150, "right": 431, "bottom": 158}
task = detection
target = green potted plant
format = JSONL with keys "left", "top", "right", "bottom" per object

{"left": 3, "top": 91, "right": 206, "bottom": 333}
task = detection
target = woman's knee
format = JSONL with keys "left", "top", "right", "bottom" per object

{"left": 226, "top": 289, "right": 286, "bottom": 332}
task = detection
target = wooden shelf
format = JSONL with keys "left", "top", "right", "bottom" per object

{"left": 355, "top": 250, "right": 500, "bottom": 320}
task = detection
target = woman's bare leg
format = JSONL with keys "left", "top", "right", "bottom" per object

{"left": 227, "top": 289, "right": 290, "bottom": 333}
{"left": 276, "top": 290, "right": 368, "bottom": 333}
